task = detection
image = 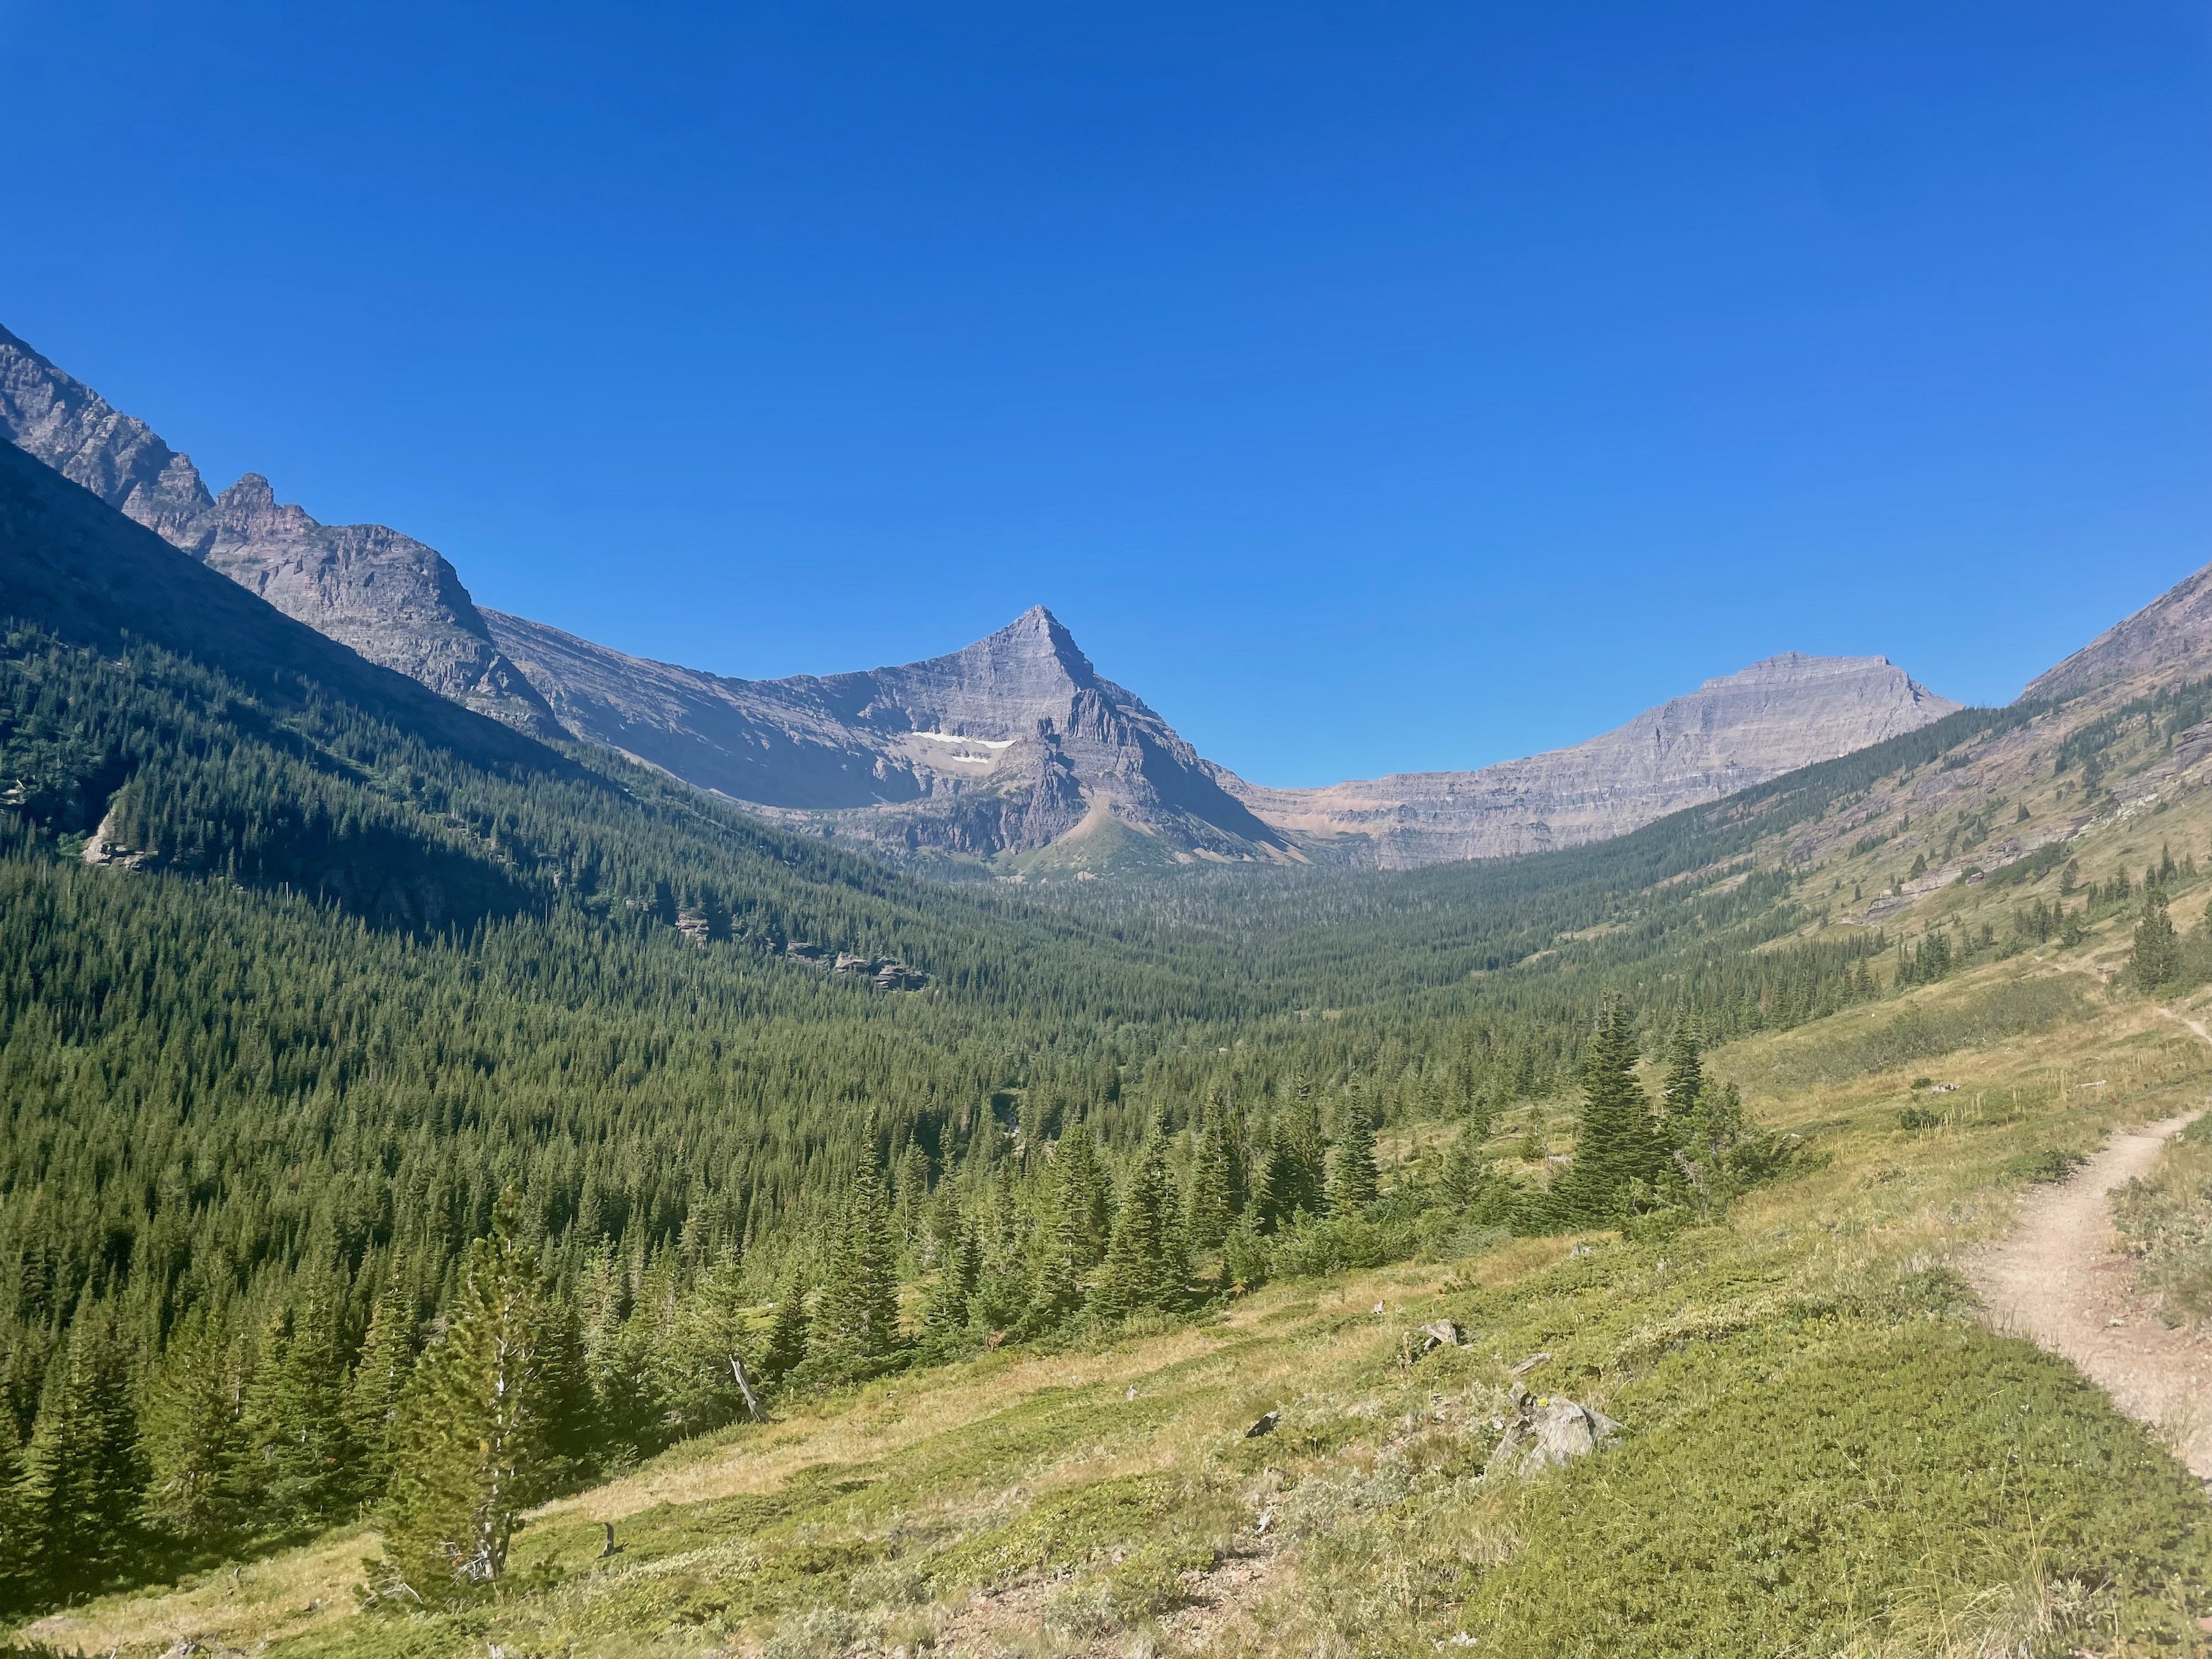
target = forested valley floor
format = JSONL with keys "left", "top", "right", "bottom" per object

{"left": 4, "top": 581, "right": 2212, "bottom": 1654}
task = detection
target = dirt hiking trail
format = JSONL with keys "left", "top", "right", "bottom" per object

{"left": 1969, "top": 1105, "right": 2212, "bottom": 1480}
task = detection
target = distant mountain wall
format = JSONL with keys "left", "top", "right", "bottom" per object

{"left": 1222, "top": 655, "right": 1962, "bottom": 869}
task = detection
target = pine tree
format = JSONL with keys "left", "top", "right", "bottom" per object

{"left": 2133, "top": 887, "right": 2181, "bottom": 990}
{"left": 817, "top": 1160, "right": 902, "bottom": 1360}
{"left": 1028, "top": 1191, "right": 1084, "bottom": 1325}
{"left": 1054, "top": 1126, "right": 1113, "bottom": 1268}
{"left": 345, "top": 1265, "right": 418, "bottom": 1505}
{"left": 533, "top": 1295, "right": 600, "bottom": 1484}
{"left": 1184, "top": 1118, "right": 1235, "bottom": 1252}
{"left": 1089, "top": 1123, "right": 1184, "bottom": 1320}
{"left": 1327, "top": 1091, "right": 1379, "bottom": 1214}
{"left": 1548, "top": 998, "right": 1666, "bottom": 1225}
{"left": 761, "top": 1267, "right": 813, "bottom": 1381}
{"left": 379, "top": 1195, "right": 545, "bottom": 1604}
{"left": 140, "top": 1306, "right": 244, "bottom": 1537}
{"left": 240, "top": 1282, "right": 353, "bottom": 1527}
{"left": 1659, "top": 1026, "right": 1706, "bottom": 1148}
{"left": 20, "top": 1303, "right": 143, "bottom": 1598}
{"left": 0, "top": 1404, "right": 34, "bottom": 1614}
{"left": 926, "top": 1220, "right": 981, "bottom": 1334}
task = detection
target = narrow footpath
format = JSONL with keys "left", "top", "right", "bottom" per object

{"left": 1968, "top": 1110, "right": 2212, "bottom": 1479}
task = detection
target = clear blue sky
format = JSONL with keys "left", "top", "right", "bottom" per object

{"left": 5, "top": 2, "right": 2208, "bottom": 786}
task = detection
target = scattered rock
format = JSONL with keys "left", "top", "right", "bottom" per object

{"left": 1483, "top": 1384, "right": 1622, "bottom": 1479}
{"left": 1416, "top": 1319, "right": 1461, "bottom": 1354}
{"left": 1508, "top": 1351, "right": 1553, "bottom": 1377}
{"left": 1245, "top": 1410, "right": 1280, "bottom": 1438}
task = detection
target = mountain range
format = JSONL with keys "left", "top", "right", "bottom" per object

{"left": 1, "top": 320, "right": 2199, "bottom": 873}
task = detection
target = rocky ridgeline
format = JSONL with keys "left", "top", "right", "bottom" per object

{"left": 0, "top": 325, "right": 559, "bottom": 737}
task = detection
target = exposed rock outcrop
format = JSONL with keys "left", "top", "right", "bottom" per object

{"left": 0, "top": 324, "right": 559, "bottom": 737}
{"left": 1483, "top": 1385, "right": 1622, "bottom": 1478}
{"left": 1224, "top": 655, "right": 1960, "bottom": 869}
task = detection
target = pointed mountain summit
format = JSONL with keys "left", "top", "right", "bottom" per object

{"left": 0, "top": 323, "right": 558, "bottom": 737}
{"left": 485, "top": 604, "right": 1288, "bottom": 865}
{"left": 1225, "top": 653, "right": 1960, "bottom": 868}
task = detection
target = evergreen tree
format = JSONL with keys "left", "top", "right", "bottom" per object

{"left": 1327, "top": 1091, "right": 1379, "bottom": 1214}
{"left": 1090, "top": 1123, "right": 1184, "bottom": 1320}
{"left": 0, "top": 1403, "right": 33, "bottom": 1614}
{"left": 140, "top": 1306, "right": 244, "bottom": 1538}
{"left": 1053, "top": 1126, "right": 1113, "bottom": 1268}
{"left": 379, "top": 1194, "right": 545, "bottom": 1604}
{"left": 20, "top": 1303, "right": 143, "bottom": 1598}
{"left": 1028, "top": 1190, "right": 1084, "bottom": 1326}
{"left": 345, "top": 1265, "right": 419, "bottom": 1505}
{"left": 2132, "top": 887, "right": 2181, "bottom": 990}
{"left": 239, "top": 1282, "right": 353, "bottom": 1527}
{"left": 926, "top": 1220, "right": 982, "bottom": 1335}
{"left": 816, "top": 1161, "right": 902, "bottom": 1361}
{"left": 761, "top": 1268, "right": 813, "bottom": 1382}
{"left": 1659, "top": 1026, "right": 1706, "bottom": 1148}
{"left": 1548, "top": 998, "right": 1666, "bottom": 1225}
{"left": 533, "top": 1295, "right": 600, "bottom": 1484}
{"left": 1184, "top": 1118, "right": 1235, "bottom": 1252}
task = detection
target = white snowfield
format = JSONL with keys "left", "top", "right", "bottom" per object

{"left": 907, "top": 731, "right": 1017, "bottom": 750}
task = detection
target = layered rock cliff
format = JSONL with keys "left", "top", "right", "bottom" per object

{"left": 0, "top": 324, "right": 558, "bottom": 737}
{"left": 1224, "top": 655, "right": 1961, "bottom": 869}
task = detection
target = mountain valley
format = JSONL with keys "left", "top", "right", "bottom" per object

{"left": 5, "top": 326, "right": 2212, "bottom": 1657}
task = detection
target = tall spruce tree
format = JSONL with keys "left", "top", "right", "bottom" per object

{"left": 140, "top": 1306, "right": 244, "bottom": 1538}
{"left": 1659, "top": 1026, "right": 1707, "bottom": 1148}
{"left": 817, "top": 1161, "right": 901, "bottom": 1361}
{"left": 2133, "top": 887, "right": 2181, "bottom": 990}
{"left": 1328, "top": 1091, "right": 1380, "bottom": 1214}
{"left": 926, "top": 1219, "right": 982, "bottom": 1335}
{"left": 1090, "top": 1121, "right": 1184, "bottom": 1320}
{"left": 240, "top": 1281, "right": 354, "bottom": 1527}
{"left": 344, "top": 1264, "right": 419, "bottom": 1505}
{"left": 761, "top": 1267, "right": 813, "bottom": 1381}
{"left": 1054, "top": 1126, "right": 1113, "bottom": 1268}
{"left": 379, "top": 1195, "right": 545, "bottom": 1604}
{"left": 20, "top": 1301, "right": 143, "bottom": 1598}
{"left": 1184, "top": 1118, "right": 1235, "bottom": 1252}
{"left": 0, "top": 1404, "right": 31, "bottom": 1614}
{"left": 1549, "top": 998, "right": 1666, "bottom": 1225}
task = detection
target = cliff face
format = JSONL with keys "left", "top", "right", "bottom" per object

{"left": 0, "top": 325, "right": 559, "bottom": 737}
{"left": 1224, "top": 655, "right": 1962, "bottom": 869}
{"left": 487, "top": 606, "right": 1290, "bottom": 862}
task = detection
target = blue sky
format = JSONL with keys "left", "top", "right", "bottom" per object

{"left": 5, "top": 2, "right": 2208, "bottom": 786}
